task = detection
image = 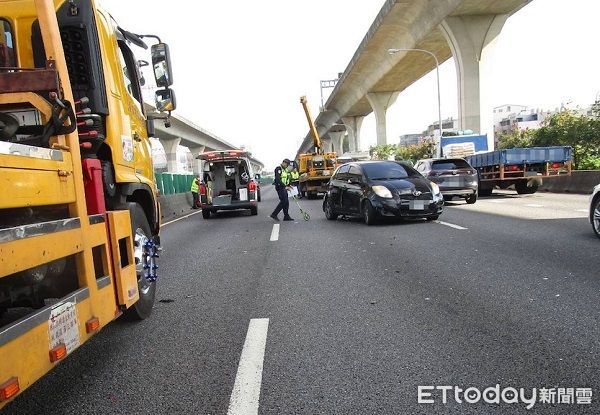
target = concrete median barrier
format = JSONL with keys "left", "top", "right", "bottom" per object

{"left": 539, "top": 170, "right": 600, "bottom": 195}
{"left": 159, "top": 193, "right": 195, "bottom": 221}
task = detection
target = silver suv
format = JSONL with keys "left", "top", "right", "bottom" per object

{"left": 415, "top": 158, "right": 478, "bottom": 204}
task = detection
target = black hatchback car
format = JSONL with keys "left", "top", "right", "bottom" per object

{"left": 323, "top": 161, "right": 444, "bottom": 225}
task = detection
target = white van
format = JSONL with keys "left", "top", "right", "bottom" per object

{"left": 198, "top": 150, "right": 260, "bottom": 219}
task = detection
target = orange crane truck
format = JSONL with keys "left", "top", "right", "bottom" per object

{"left": 297, "top": 96, "right": 338, "bottom": 199}
{"left": 0, "top": 0, "right": 176, "bottom": 407}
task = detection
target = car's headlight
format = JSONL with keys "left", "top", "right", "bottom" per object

{"left": 372, "top": 185, "right": 393, "bottom": 198}
{"left": 430, "top": 182, "right": 441, "bottom": 195}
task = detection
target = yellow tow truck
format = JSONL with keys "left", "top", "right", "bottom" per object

{"left": 0, "top": 0, "right": 176, "bottom": 407}
{"left": 298, "top": 96, "right": 337, "bottom": 199}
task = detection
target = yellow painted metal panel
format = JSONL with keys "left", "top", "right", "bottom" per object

{"left": 106, "top": 210, "right": 139, "bottom": 307}
{"left": 0, "top": 294, "right": 118, "bottom": 409}
{"left": 0, "top": 228, "right": 83, "bottom": 278}
{"left": 0, "top": 166, "right": 76, "bottom": 209}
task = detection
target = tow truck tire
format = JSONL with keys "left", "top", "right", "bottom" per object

{"left": 250, "top": 207, "right": 258, "bottom": 216}
{"left": 202, "top": 209, "right": 211, "bottom": 219}
{"left": 123, "top": 203, "right": 156, "bottom": 321}
{"left": 101, "top": 160, "right": 117, "bottom": 198}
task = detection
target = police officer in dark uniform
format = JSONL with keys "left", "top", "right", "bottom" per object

{"left": 270, "top": 158, "right": 294, "bottom": 221}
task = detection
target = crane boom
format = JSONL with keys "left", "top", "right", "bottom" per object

{"left": 300, "top": 95, "right": 322, "bottom": 153}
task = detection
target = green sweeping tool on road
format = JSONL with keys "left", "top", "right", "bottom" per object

{"left": 292, "top": 195, "right": 310, "bottom": 221}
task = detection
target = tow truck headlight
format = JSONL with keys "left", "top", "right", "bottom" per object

{"left": 372, "top": 185, "right": 393, "bottom": 199}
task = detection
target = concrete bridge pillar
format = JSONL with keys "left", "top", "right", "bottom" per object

{"left": 320, "top": 136, "right": 333, "bottom": 153}
{"left": 366, "top": 92, "right": 400, "bottom": 146}
{"left": 189, "top": 145, "right": 206, "bottom": 175}
{"left": 440, "top": 14, "right": 509, "bottom": 139}
{"left": 341, "top": 116, "right": 364, "bottom": 152}
{"left": 161, "top": 137, "right": 181, "bottom": 173}
{"left": 328, "top": 131, "right": 346, "bottom": 155}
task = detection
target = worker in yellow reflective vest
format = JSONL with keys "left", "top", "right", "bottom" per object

{"left": 190, "top": 176, "right": 200, "bottom": 209}
{"left": 270, "top": 158, "right": 294, "bottom": 221}
{"left": 290, "top": 166, "right": 301, "bottom": 198}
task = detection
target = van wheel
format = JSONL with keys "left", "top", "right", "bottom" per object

{"left": 123, "top": 203, "right": 156, "bottom": 321}
{"left": 202, "top": 209, "right": 211, "bottom": 219}
{"left": 250, "top": 207, "right": 258, "bottom": 216}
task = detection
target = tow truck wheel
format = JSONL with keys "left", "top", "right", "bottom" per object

{"left": 101, "top": 160, "right": 117, "bottom": 198}
{"left": 250, "top": 207, "right": 258, "bottom": 216}
{"left": 124, "top": 203, "right": 156, "bottom": 320}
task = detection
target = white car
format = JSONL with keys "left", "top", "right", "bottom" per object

{"left": 590, "top": 184, "right": 600, "bottom": 239}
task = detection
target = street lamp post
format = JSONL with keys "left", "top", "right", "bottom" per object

{"left": 387, "top": 48, "right": 442, "bottom": 157}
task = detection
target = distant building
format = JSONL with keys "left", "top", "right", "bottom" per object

{"left": 493, "top": 105, "right": 555, "bottom": 141}
{"left": 399, "top": 133, "right": 422, "bottom": 147}
{"left": 423, "top": 117, "right": 459, "bottom": 137}
{"left": 493, "top": 104, "right": 528, "bottom": 124}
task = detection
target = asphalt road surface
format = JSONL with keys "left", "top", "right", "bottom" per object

{"left": 3, "top": 188, "right": 599, "bottom": 415}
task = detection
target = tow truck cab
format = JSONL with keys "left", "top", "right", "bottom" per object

{"left": 198, "top": 150, "right": 260, "bottom": 219}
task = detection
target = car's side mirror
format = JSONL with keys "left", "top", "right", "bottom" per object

{"left": 155, "top": 88, "right": 176, "bottom": 112}
{"left": 151, "top": 43, "right": 173, "bottom": 87}
{"left": 254, "top": 174, "right": 261, "bottom": 180}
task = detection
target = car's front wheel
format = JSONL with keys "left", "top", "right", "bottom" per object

{"left": 202, "top": 209, "right": 211, "bottom": 219}
{"left": 324, "top": 198, "right": 338, "bottom": 221}
{"left": 592, "top": 196, "right": 600, "bottom": 239}
{"left": 363, "top": 200, "right": 378, "bottom": 226}
{"left": 465, "top": 194, "right": 477, "bottom": 204}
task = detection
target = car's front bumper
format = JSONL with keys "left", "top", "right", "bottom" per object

{"left": 372, "top": 197, "right": 443, "bottom": 218}
{"left": 440, "top": 186, "right": 477, "bottom": 197}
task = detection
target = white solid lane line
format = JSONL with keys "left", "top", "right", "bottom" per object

{"left": 162, "top": 210, "right": 202, "bottom": 226}
{"left": 525, "top": 204, "right": 544, "bottom": 208}
{"left": 227, "top": 318, "right": 270, "bottom": 415}
{"left": 435, "top": 220, "right": 468, "bottom": 230}
{"left": 269, "top": 223, "right": 280, "bottom": 241}
{"left": 576, "top": 209, "right": 589, "bottom": 213}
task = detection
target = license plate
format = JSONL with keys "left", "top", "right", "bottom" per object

{"left": 446, "top": 178, "right": 460, "bottom": 187}
{"left": 409, "top": 200, "right": 426, "bottom": 210}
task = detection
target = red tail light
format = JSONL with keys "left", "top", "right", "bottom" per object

{"left": 199, "top": 183, "right": 207, "bottom": 196}
{"left": 551, "top": 162, "right": 563, "bottom": 169}
{"left": 248, "top": 181, "right": 257, "bottom": 192}
{"left": 506, "top": 165, "right": 520, "bottom": 172}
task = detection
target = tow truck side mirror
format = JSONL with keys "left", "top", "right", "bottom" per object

{"left": 155, "top": 88, "right": 176, "bottom": 113}
{"left": 151, "top": 43, "right": 174, "bottom": 87}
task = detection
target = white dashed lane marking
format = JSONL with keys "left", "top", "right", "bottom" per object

{"left": 227, "top": 318, "right": 270, "bottom": 415}
{"left": 435, "top": 220, "right": 468, "bottom": 230}
{"left": 269, "top": 224, "right": 280, "bottom": 241}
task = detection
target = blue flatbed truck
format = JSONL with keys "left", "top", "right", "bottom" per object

{"left": 465, "top": 146, "right": 572, "bottom": 196}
